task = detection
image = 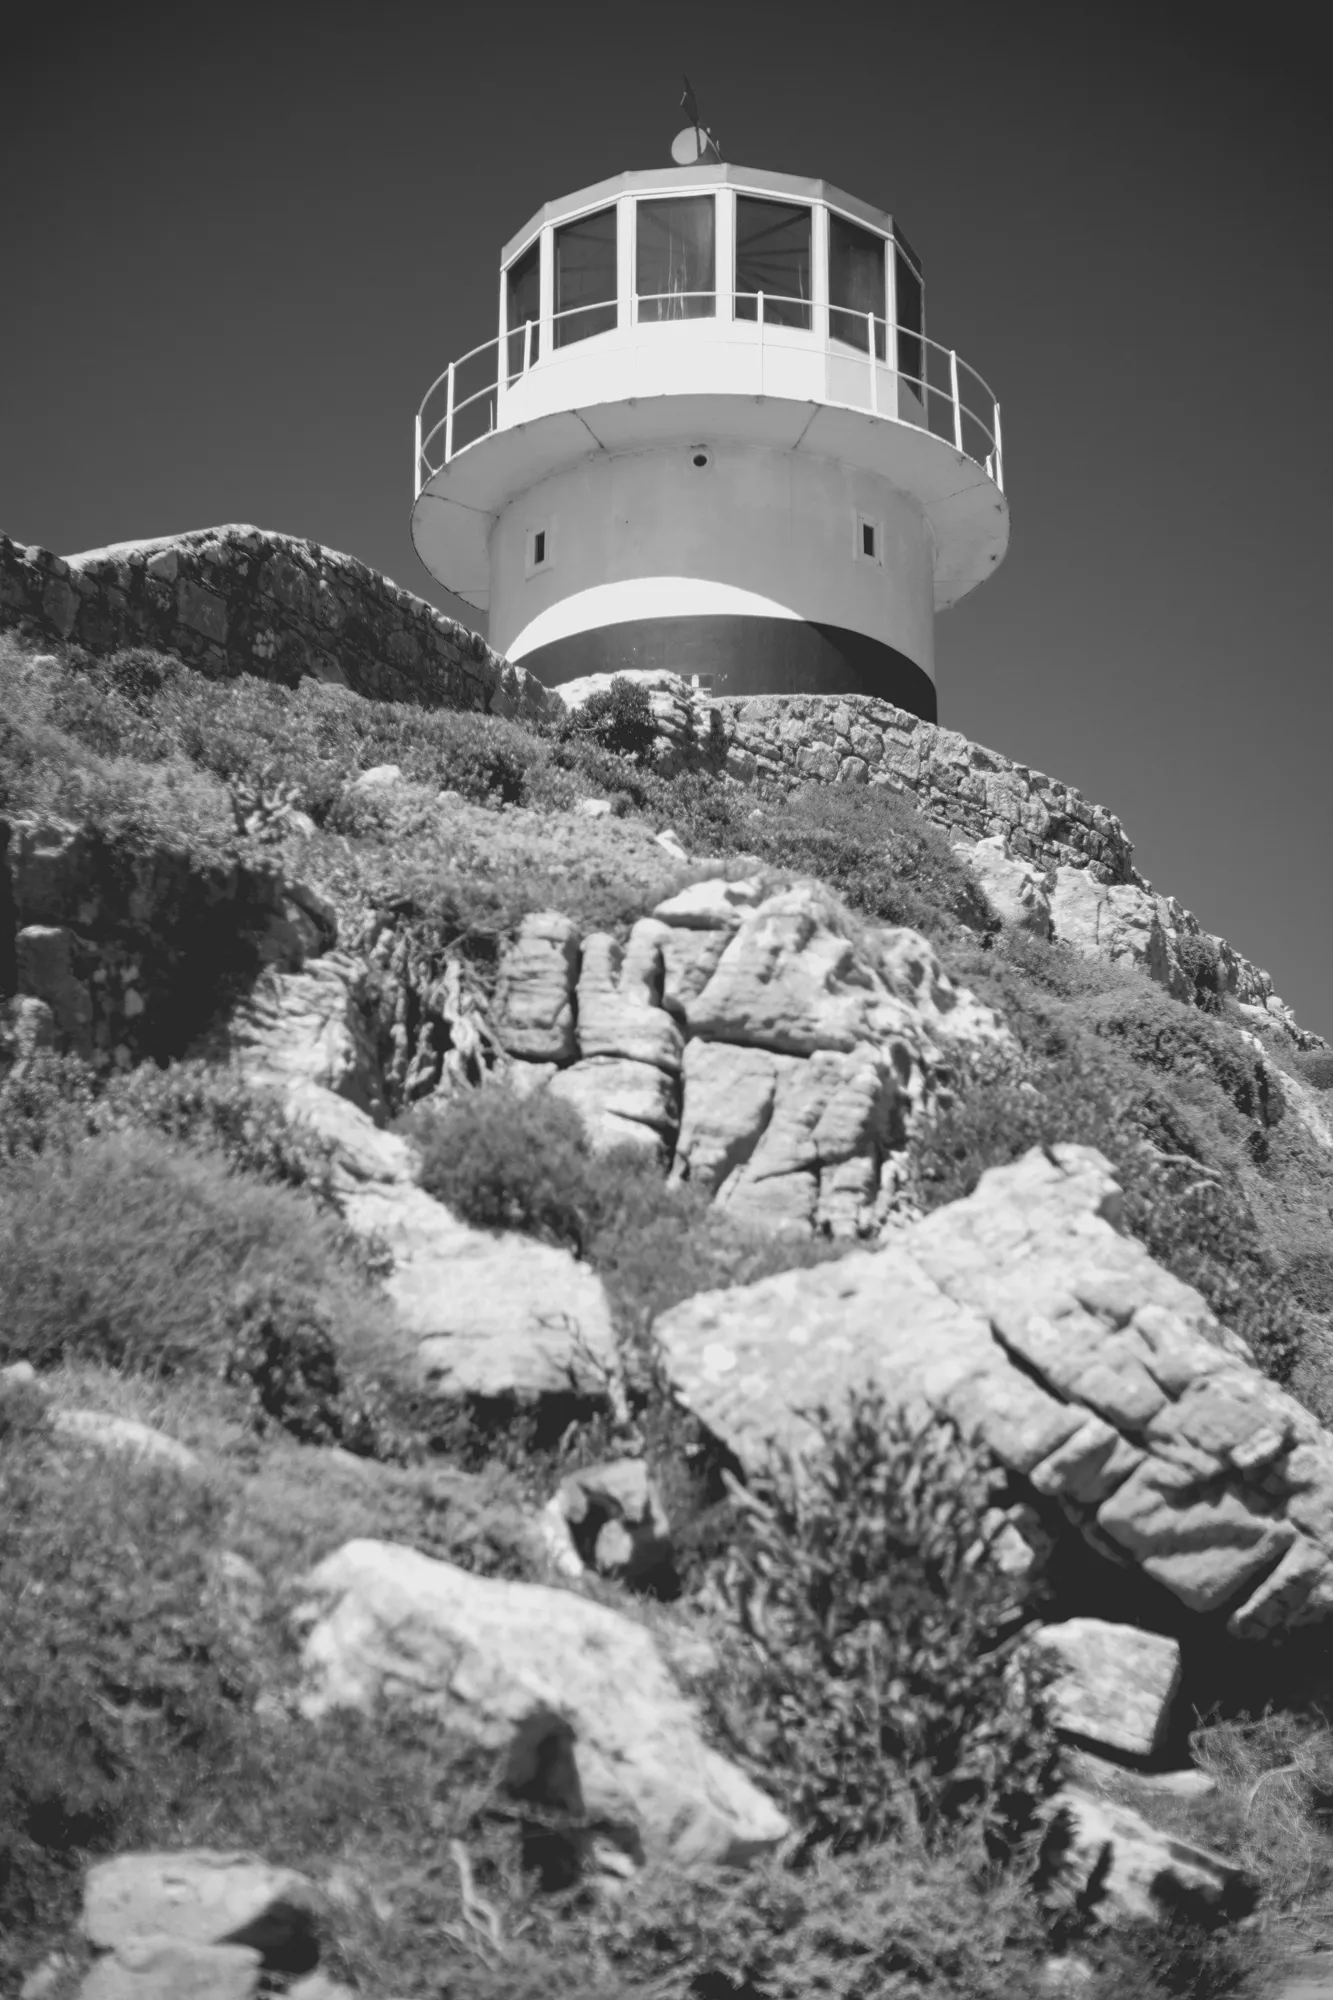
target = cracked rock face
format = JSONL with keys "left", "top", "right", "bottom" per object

{"left": 493, "top": 878, "right": 1004, "bottom": 1238}
{"left": 655, "top": 1144, "right": 1333, "bottom": 1638}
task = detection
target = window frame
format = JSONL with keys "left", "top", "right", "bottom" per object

{"left": 634, "top": 192, "right": 717, "bottom": 322}
{"left": 552, "top": 205, "right": 619, "bottom": 349}
{"left": 734, "top": 195, "right": 813, "bottom": 331}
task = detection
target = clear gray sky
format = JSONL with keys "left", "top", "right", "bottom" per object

{"left": 3, "top": 0, "right": 1329, "bottom": 1035}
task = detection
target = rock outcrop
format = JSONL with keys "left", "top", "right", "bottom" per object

{"left": 212, "top": 947, "right": 619, "bottom": 1412}
{"left": 294, "top": 1538, "right": 788, "bottom": 1868}
{"left": 2, "top": 813, "right": 336, "bottom": 1069}
{"left": 656, "top": 1143, "right": 1333, "bottom": 1639}
{"left": 497, "top": 876, "right": 1004, "bottom": 1236}
{"left": 953, "top": 828, "right": 1320, "bottom": 1049}
{"left": 548, "top": 669, "right": 1323, "bottom": 1051}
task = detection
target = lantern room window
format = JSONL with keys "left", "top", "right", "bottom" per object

{"left": 554, "top": 207, "right": 618, "bottom": 347}
{"left": 829, "top": 213, "right": 886, "bottom": 361}
{"left": 735, "top": 197, "right": 811, "bottom": 329}
{"left": 505, "top": 240, "right": 540, "bottom": 382}
{"left": 636, "top": 195, "right": 716, "bottom": 320}
{"left": 895, "top": 243, "right": 924, "bottom": 391}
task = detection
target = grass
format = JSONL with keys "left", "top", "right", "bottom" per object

{"left": 0, "top": 1124, "right": 415, "bottom": 1451}
{"left": 920, "top": 927, "right": 1333, "bottom": 1392}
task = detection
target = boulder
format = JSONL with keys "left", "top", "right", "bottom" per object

{"left": 547, "top": 1055, "right": 677, "bottom": 1154}
{"left": 15, "top": 924, "right": 93, "bottom": 1055}
{"left": 491, "top": 911, "right": 579, "bottom": 1062}
{"left": 679, "top": 881, "right": 1001, "bottom": 1058}
{"left": 1042, "top": 1787, "right": 1256, "bottom": 1926}
{"left": 1049, "top": 868, "right": 1190, "bottom": 1000}
{"left": 238, "top": 1053, "right": 619, "bottom": 1409}
{"left": 345, "top": 1178, "right": 618, "bottom": 1406}
{"left": 671, "top": 1040, "right": 789, "bottom": 1195}
{"left": 83, "top": 1851, "right": 318, "bottom": 1963}
{"left": 655, "top": 1143, "right": 1333, "bottom": 1639}
{"left": 1032, "top": 1619, "right": 1181, "bottom": 1758}
{"left": 546, "top": 1458, "right": 673, "bottom": 1586}
{"left": 718, "top": 1045, "right": 907, "bottom": 1238}
{"left": 52, "top": 1409, "right": 199, "bottom": 1475}
{"left": 963, "top": 834, "right": 1053, "bottom": 938}
{"left": 0, "top": 993, "right": 56, "bottom": 1062}
{"left": 294, "top": 1539, "right": 788, "bottom": 1868}
{"left": 574, "top": 931, "right": 683, "bottom": 1072}
{"left": 217, "top": 954, "right": 386, "bottom": 1119}
{"left": 78, "top": 1939, "right": 261, "bottom": 2000}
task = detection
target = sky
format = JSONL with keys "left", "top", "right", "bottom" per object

{"left": 3, "top": 0, "right": 1329, "bottom": 1036}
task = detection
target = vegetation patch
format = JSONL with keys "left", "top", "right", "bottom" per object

{"left": 703, "top": 1390, "right": 1060, "bottom": 1859}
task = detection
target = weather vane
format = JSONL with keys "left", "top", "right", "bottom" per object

{"left": 672, "top": 74, "right": 722, "bottom": 165}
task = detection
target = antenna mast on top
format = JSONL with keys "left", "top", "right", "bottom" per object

{"left": 671, "top": 74, "right": 722, "bottom": 164}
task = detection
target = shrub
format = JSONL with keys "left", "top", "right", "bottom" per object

{"left": 706, "top": 1390, "right": 1059, "bottom": 1857}
{"left": 744, "top": 782, "right": 993, "bottom": 940}
{"left": 100, "top": 1058, "right": 336, "bottom": 1195}
{"left": 0, "top": 1051, "right": 97, "bottom": 1159}
{"left": 222, "top": 1276, "right": 381, "bottom": 1452}
{"left": 556, "top": 676, "right": 658, "bottom": 762}
{"left": 412, "top": 1086, "right": 602, "bottom": 1251}
{"left": 0, "top": 1126, "right": 404, "bottom": 1388}
{"left": 1294, "top": 1049, "right": 1333, "bottom": 1092}
{"left": 1176, "top": 931, "right": 1225, "bottom": 1012}
{"left": 0, "top": 1395, "right": 255, "bottom": 1972}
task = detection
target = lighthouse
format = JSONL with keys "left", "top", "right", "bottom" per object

{"left": 411, "top": 138, "right": 1007, "bottom": 722}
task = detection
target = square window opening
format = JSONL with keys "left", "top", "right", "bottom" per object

{"left": 856, "top": 513, "right": 883, "bottom": 567}
{"left": 526, "top": 525, "right": 552, "bottom": 577}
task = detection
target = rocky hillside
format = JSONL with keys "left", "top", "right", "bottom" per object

{"left": 2, "top": 531, "right": 1333, "bottom": 2000}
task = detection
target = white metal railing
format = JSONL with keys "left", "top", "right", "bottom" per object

{"left": 414, "top": 292, "right": 1003, "bottom": 500}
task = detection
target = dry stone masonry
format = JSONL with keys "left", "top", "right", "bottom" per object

{"left": 0, "top": 527, "right": 558, "bottom": 724}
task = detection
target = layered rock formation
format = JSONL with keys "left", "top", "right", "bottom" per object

{"left": 656, "top": 1143, "right": 1333, "bottom": 1640}
{"left": 494, "top": 874, "right": 1004, "bottom": 1235}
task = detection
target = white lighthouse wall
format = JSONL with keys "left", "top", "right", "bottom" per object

{"left": 490, "top": 443, "right": 935, "bottom": 680}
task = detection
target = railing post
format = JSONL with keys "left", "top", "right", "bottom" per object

{"left": 950, "top": 349, "right": 963, "bottom": 453}
{"left": 869, "top": 310, "right": 878, "bottom": 416}
{"left": 757, "top": 290, "right": 764, "bottom": 397}
{"left": 444, "top": 362, "right": 455, "bottom": 463}
{"left": 992, "top": 400, "right": 1004, "bottom": 495}
{"left": 413, "top": 411, "right": 422, "bottom": 497}
{"left": 523, "top": 319, "right": 532, "bottom": 373}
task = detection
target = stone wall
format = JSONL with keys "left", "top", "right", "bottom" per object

{"left": 0, "top": 526, "right": 561, "bottom": 726}
{"left": 714, "top": 692, "right": 1138, "bottom": 885}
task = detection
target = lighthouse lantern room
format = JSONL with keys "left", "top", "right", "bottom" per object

{"left": 412, "top": 154, "right": 1007, "bottom": 720}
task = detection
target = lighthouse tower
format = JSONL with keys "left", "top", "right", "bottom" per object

{"left": 411, "top": 139, "right": 1007, "bottom": 722}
